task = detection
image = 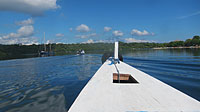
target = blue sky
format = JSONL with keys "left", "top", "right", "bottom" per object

{"left": 0, "top": 0, "right": 199, "bottom": 44}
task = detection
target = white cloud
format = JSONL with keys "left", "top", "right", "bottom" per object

{"left": 84, "top": 39, "right": 94, "bottom": 43}
{"left": 124, "top": 38, "right": 151, "bottom": 43}
{"left": 1, "top": 25, "right": 34, "bottom": 40}
{"left": 15, "top": 18, "right": 34, "bottom": 26}
{"left": 69, "top": 28, "right": 73, "bottom": 32}
{"left": 0, "top": 0, "right": 60, "bottom": 16}
{"left": 104, "top": 26, "right": 112, "bottom": 32}
{"left": 18, "top": 37, "right": 38, "bottom": 45}
{"left": 0, "top": 37, "right": 38, "bottom": 45}
{"left": 95, "top": 40, "right": 111, "bottom": 43}
{"left": 46, "top": 40, "right": 53, "bottom": 44}
{"left": 131, "top": 29, "right": 154, "bottom": 36}
{"left": 82, "top": 39, "right": 112, "bottom": 43}
{"left": 0, "top": 18, "right": 37, "bottom": 45}
{"left": 76, "top": 24, "right": 90, "bottom": 32}
{"left": 76, "top": 33, "right": 96, "bottom": 39}
{"left": 178, "top": 11, "right": 200, "bottom": 19}
{"left": 112, "top": 30, "right": 123, "bottom": 37}
{"left": 56, "top": 33, "right": 64, "bottom": 37}
{"left": 18, "top": 26, "right": 34, "bottom": 37}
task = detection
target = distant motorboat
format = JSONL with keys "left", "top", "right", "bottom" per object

{"left": 77, "top": 50, "right": 85, "bottom": 55}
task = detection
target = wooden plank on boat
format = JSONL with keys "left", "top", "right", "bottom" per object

{"left": 68, "top": 60, "right": 200, "bottom": 112}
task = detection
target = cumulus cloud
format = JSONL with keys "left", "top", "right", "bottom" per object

{"left": 0, "top": 36, "right": 38, "bottom": 45}
{"left": 1, "top": 25, "right": 34, "bottom": 40}
{"left": 56, "top": 33, "right": 64, "bottom": 37}
{"left": 76, "top": 33, "right": 96, "bottom": 39}
{"left": 46, "top": 40, "right": 53, "bottom": 44}
{"left": 0, "top": 18, "right": 37, "bottom": 45}
{"left": 15, "top": 18, "right": 34, "bottom": 26}
{"left": 112, "top": 30, "right": 123, "bottom": 37}
{"left": 82, "top": 39, "right": 112, "bottom": 43}
{"left": 18, "top": 26, "right": 34, "bottom": 37}
{"left": 76, "top": 24, "right": 90, "bottom": 32}
{"left": 0, "top": 0, "right": 60, "bottom": 16}
{"left": 104, "top": 26, "right": 112, "bottom": 32}
{"left": 131, "top": 29, "right": 154, "bottom": 36}
{"left": 124, "top": 38, "right": 152, "bottom": 43}
{"left": 84, "top": 39, "right": 94, "bottom": 43}
{"left": 18, "top": 37, "right": 38, "bottom": 45}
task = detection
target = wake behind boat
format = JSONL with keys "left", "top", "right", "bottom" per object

{"left": 69, "top": 42, "right": 200, "bottom": 111}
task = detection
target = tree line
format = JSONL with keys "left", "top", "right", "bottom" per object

{"left": 0, "top": 35, "right": 199, "bottom": 60}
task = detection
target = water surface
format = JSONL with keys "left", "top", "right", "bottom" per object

{"left": 0, "top": 49, "right": 200, "bottom": 111}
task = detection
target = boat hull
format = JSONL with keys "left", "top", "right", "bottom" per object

{"left": 69, "top": 60, "right": 200, "bottom": 112}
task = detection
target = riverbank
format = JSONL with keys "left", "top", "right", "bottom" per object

{"left": 1, "top": 35, "right": 200, "bottom": 60}
{"left": 1, "top": 45, "right": 200, "bottom": 61}
{"left": 153, "top": 46, "right": 200, "bottom": 49}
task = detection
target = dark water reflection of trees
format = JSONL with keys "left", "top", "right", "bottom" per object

{"left": 122, "top": 48, "right": 200, "bottom": 59}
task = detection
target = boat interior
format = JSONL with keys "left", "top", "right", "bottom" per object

{"left": 113, "top": 73, "right": 139, "bottom": 83}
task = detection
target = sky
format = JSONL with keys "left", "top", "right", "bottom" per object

{"left": 0, "top": 0, "right": 199, "bottom": 45}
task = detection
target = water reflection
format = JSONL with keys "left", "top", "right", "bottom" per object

{"left": 0, "top": 49, "right": 200, "bottom": 111}
{"left": 0, "top": 55, "right": 102, "bottom": 112}
{"left": 123, "top": 48, "right": 200, "bottom": 101}
{"left": 74, "top": 55, "right": 101, "bottom": 81}
{"left": 7, "top": 86, "right": 66, "bottom": 112}
{"left": 123, "top": 48, "right": 200, "bottom": 60}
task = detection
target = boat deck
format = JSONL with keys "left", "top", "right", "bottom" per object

{"left": 69, "top": 60, "right": 200, "bottom": 112}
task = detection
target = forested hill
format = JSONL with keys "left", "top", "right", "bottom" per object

{"left": 0, "top": 35, "right": 200, "bottom": 60}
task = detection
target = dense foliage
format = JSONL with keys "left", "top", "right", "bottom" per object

{"left": 0, "top": 36, "right": 199, "bottom": 60}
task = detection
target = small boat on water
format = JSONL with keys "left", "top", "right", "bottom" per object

{"left": 69, "top": 42, "right": 200, "bottom": 111}
{"left": 39, "top": 51, "right": 49, "bottom": 57}
{"left": 77, "top": 49, "right": 85, "bottom": 55}
{"left": 39, "top": 51, "right": 54, "bottom": 57}
{"left": 39, "top": 32, "right": 54, "bottom": 57}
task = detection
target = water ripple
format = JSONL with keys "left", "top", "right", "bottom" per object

{"left": 0, "top": 50, "right": 200, "bottom": 111}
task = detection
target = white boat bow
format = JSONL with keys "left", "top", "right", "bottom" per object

{"left": 69, "top": 42, "right": 200, "bottom": 112}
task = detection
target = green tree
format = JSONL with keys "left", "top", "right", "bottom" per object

{"left": 191, "top": 35, "right": 200, "bottom": 45}
{"left": 184, "top": 39, "right": 192, "bottom": 46}
{"left": 167, "top": 41, "right": 184, "bottom": 47}
{"left": 193, "top": 35, "right": 200, "bottom": 40}
{"left": 0, "top": 51, "right": 7, "bottom": 60}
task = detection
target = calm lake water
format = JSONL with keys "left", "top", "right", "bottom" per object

{"left": 0, "top": 49, "right": 200, "bottom": 112}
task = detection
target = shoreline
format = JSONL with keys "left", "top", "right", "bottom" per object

{"left": 153, "top": 46, "right": 200, "bottom": 49}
